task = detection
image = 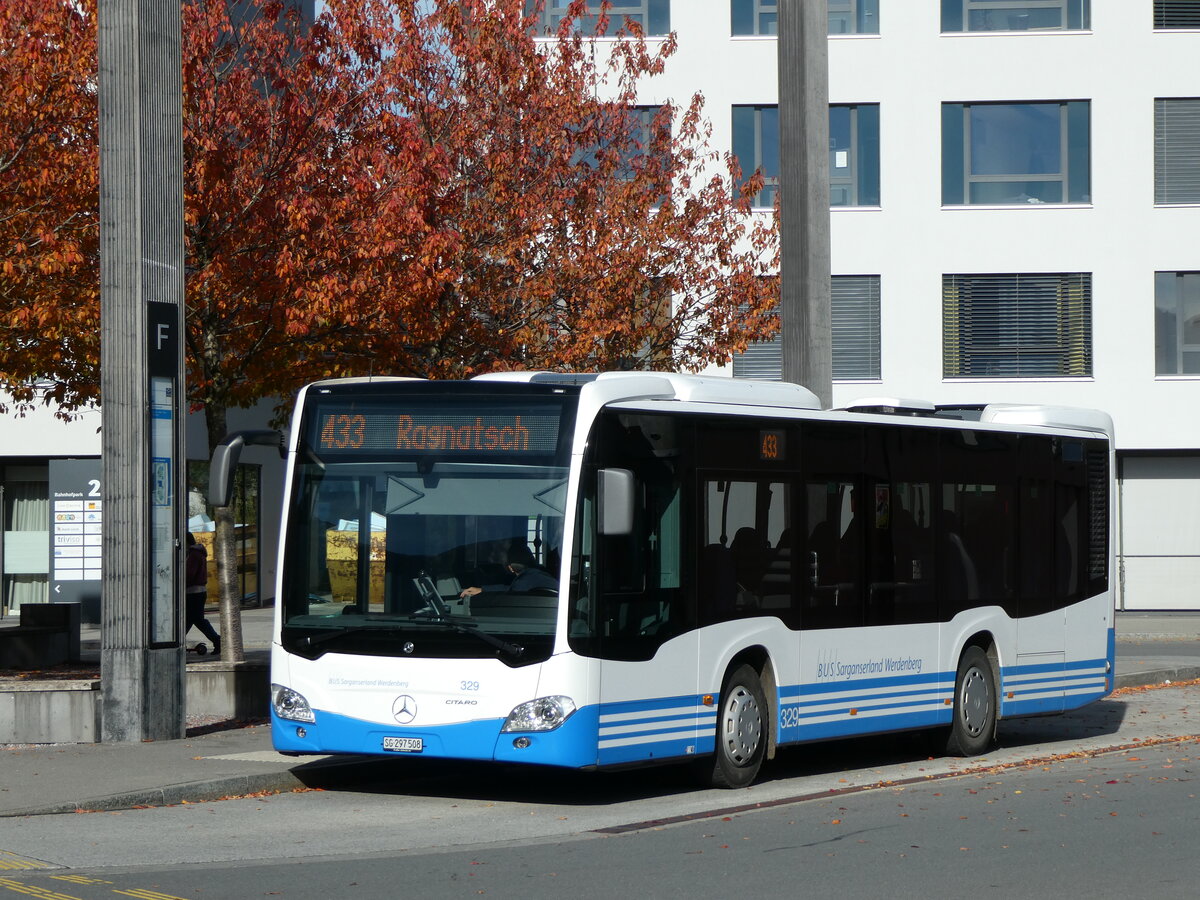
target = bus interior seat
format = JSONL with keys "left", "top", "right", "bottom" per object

{"left": 730, "top": 526, "right": 769, "bottom": 601}
{"left": 759, "top": 529, "right": 792, "bottom": 609}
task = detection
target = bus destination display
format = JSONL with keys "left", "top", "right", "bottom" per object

{"left": 314, "top": 408, "right": 561, "bottom": 456}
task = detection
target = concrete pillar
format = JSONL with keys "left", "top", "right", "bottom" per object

{"left": 98, "top": 0, "right": 186, "bottom": 741}
{"left": 778, "top": 0, "right": 832, "bottom": 407}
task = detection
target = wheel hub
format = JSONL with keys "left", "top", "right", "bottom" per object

{"left": 960, "top": 666, "right": 990, "bottom": 737}
{"left": 722, "top": 685, "right": 762, "bottom": 765}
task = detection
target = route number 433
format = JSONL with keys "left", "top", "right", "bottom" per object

{"left": 320, "top": 414, "right": 365, "bottom": 450}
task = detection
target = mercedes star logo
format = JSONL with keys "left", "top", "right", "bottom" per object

{"left": 392, "top": 694, "right": 418, "bottom": 724}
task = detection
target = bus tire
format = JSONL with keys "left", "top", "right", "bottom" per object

{"left": 946, "top": 645, "right": 997, "bottom": 756}
{"left": 702, "top": 664, "right": 768, "bottom": 788}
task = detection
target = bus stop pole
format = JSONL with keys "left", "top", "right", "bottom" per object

{"left": 98, "top": 0, "right": 187, "bottom": 742}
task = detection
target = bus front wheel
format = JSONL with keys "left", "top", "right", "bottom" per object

{"left": 946, "top": 645, "right": 997, "bottom": 756}
{"left": 701, "top": 664, "right": 768, "bottom": 788}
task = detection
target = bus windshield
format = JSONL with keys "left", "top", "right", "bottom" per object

{"left": 279, "top": 388, "right": 576, "bottom": 664}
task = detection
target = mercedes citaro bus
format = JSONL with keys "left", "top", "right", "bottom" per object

{"left": 210, "top": 371, "right": 1114, "bottom": 787}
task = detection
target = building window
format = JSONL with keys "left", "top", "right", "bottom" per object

{"left": 732, "top": 275, "right": 882, "bottom": 381}
{"left": 731, "top": 0, "right": 776, "bottom": 35}
{"left": 732, "top": 1, "right": 879, "bottom": 36}
{"left": 1, "top": 467, "right": 49, "bottom": 613}
{"left": 1154, "top": 99, "right": 1200, "bottom": 204}
{"left": 527, "top": 1, "right": 670, "bottom": 36}
{"left": 1155, "top": 1, "right": 1200, "bottom": 29}
{"left": 1155, "top": 272, "right": 1200, "bottom": 375}
{"left": 828, "top": 0, "right": 880, "bottom": 34}
{"left": 732, "top": 105, "right": 779, "bottom": 208}
{"left": 943, "top": 273, "right": 1092, "bottom": 378}
{"left": 941, "top": 0, "right": 1089, "bottom": 31}
{"left": 942, "top": 101, "right": 1090, "bottom": 205}
{"left": 735, "top": 104, "right": 879, "bottom": 209}
{"left": 576, "top": 105, "right": 668, "bottom": 177}
{"left": 830, "top": 104, "right": 880, "bottom": 207}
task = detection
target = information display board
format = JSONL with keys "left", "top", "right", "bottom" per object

{"left": 48, "top": 458, "right": 103, "bottom": 623}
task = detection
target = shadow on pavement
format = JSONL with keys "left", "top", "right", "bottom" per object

{"left": 285, "top": 697, "right": 1132, "bottom": 808}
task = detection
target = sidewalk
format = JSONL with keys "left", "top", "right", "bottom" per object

{"left": 1, "top": 610, "right": 1198, "bottom": 819}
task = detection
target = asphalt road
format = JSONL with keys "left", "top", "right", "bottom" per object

{"left": 2, "top": 682, "right": 1197, "bottom": 900}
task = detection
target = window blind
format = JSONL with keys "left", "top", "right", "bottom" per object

{"left": 943, "top": 273, "right": 1092, "bottom": 377}
{"left": 733, "top": 276, "right": 881, "bottom": 381}
{"left": 1155, "top": 98, "right": 1200, "bottom": 203}
{"left": 1154, "top": 0, "right": 1200, "bottom": 28}
{"left": 831, "top": 275, "right": 882, "bottom": 380}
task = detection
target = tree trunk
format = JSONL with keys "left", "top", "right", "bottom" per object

{"left": 205, "top": 400, "right": 245, "bottom": 663}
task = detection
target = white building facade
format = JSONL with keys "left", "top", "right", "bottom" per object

{"left": 530, "top": 0, "right": 1200, "bottom": 609}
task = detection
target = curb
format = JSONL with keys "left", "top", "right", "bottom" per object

{"left": 1114, "top": 665, "right": 1200, "bottom": 689}
{"left": 1, "top": 771, "right": 309, "bottom": 818}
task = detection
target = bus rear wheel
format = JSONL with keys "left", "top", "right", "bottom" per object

{"left": 700, "top": 664, "right": 768, "bottom": 788}
{"left": 946, "top": 645, "right": 997, "bottom": 756}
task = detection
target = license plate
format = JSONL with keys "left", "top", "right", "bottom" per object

{"left": 382, "top": 736, "right": 423, "bottom": 753}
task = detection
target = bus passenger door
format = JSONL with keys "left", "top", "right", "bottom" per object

{"left": 696, "top": 476, "right": 795, "bottom": 746}
{"left": 583, "top": 412, "right": 701, "bottom": 768}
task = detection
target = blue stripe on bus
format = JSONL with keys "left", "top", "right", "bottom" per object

{"left": 790, "top": 684, "right": 953, "bottom": 710}
{"left": 598, "top": 693, "right": 710, "bottom": 715}
{"left": 1003, "top": 687, "right": 1109, "bottom": 717}
{"left": 1000, "top": 656, "right": 1108, "bottom": 677}
{"left": 272, "top": 705, "right": 603, "bottom": 769}
{"left": 796, "top": 708, "right": 949, "bottom": 742}
{"left": 795, "top": 695, "right": 948, "bottom": 720}
{"left": 595, "top": 693, "right": 715, "bottom": 765}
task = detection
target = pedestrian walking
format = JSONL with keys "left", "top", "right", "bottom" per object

{"left": 186, "top": 532, "right": 221, "bottom": 654}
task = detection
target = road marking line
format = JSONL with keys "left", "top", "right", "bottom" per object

{"left": 0, "top": 877, "right": 79, "bottom": 900}
{"left": 0, "top": 853, "right": 53, "bottom": 871}
{"left": 113, "top": 890, "right": 189, "bottom": 900}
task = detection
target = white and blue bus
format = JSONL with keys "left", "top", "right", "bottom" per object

{"left": 211, "top": 372, "right": 1115, "bottom": 787}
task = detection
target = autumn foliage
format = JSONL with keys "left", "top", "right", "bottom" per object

{"left": 1, "top": 0, "right": 780, "bottom": 436}
{"left": 0, "top": 0, "right": 99, "bottom": 413}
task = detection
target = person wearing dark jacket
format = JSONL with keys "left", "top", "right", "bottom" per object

{"left": 186, "top": 533, "right": 221, "bottom": 654}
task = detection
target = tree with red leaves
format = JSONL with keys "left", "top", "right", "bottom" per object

{"left": 0, "top": 0, "right": 779, "bottom": 657}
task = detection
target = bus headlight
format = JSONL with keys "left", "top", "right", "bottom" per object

{"left": 272, "top": 684, "right": 316, "bottom": 723}
{"left": 501, "top": 695, "right": 576, "bottom": 732}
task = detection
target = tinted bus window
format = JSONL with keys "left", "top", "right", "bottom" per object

{"left": 864, "top": 426, "right": 938, "bottom": 626}
{"left": 938, "top": 429, "right": 1017, "bottom": 618}
{"left": 801, "top": 423, "right": 864, "bottom": 629}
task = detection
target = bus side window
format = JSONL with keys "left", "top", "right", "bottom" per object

{"left": 799, "top": 421, "right": 865, "bottom": 630}
{"left": 1055, "top": 439, "right": 1089, "bottom": 603}
{"left": 938, "top": 430, "right": 1017, "bottom": 618}
{"left": 700, "top": 479, "right": 789, "bottom": 621}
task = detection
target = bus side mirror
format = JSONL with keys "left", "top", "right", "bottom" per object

{"left": 598, "top": 468, "right": 635, "bottom": 536}
{"left": 209, "top": 430, "right": 284, "bottom": 508}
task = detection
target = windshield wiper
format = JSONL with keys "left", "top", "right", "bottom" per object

{"left": 407, "top": 617, "right": 525, "bottom": 660}
{"left": 287, "top": 615, "right": 426, "bottom": 649}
